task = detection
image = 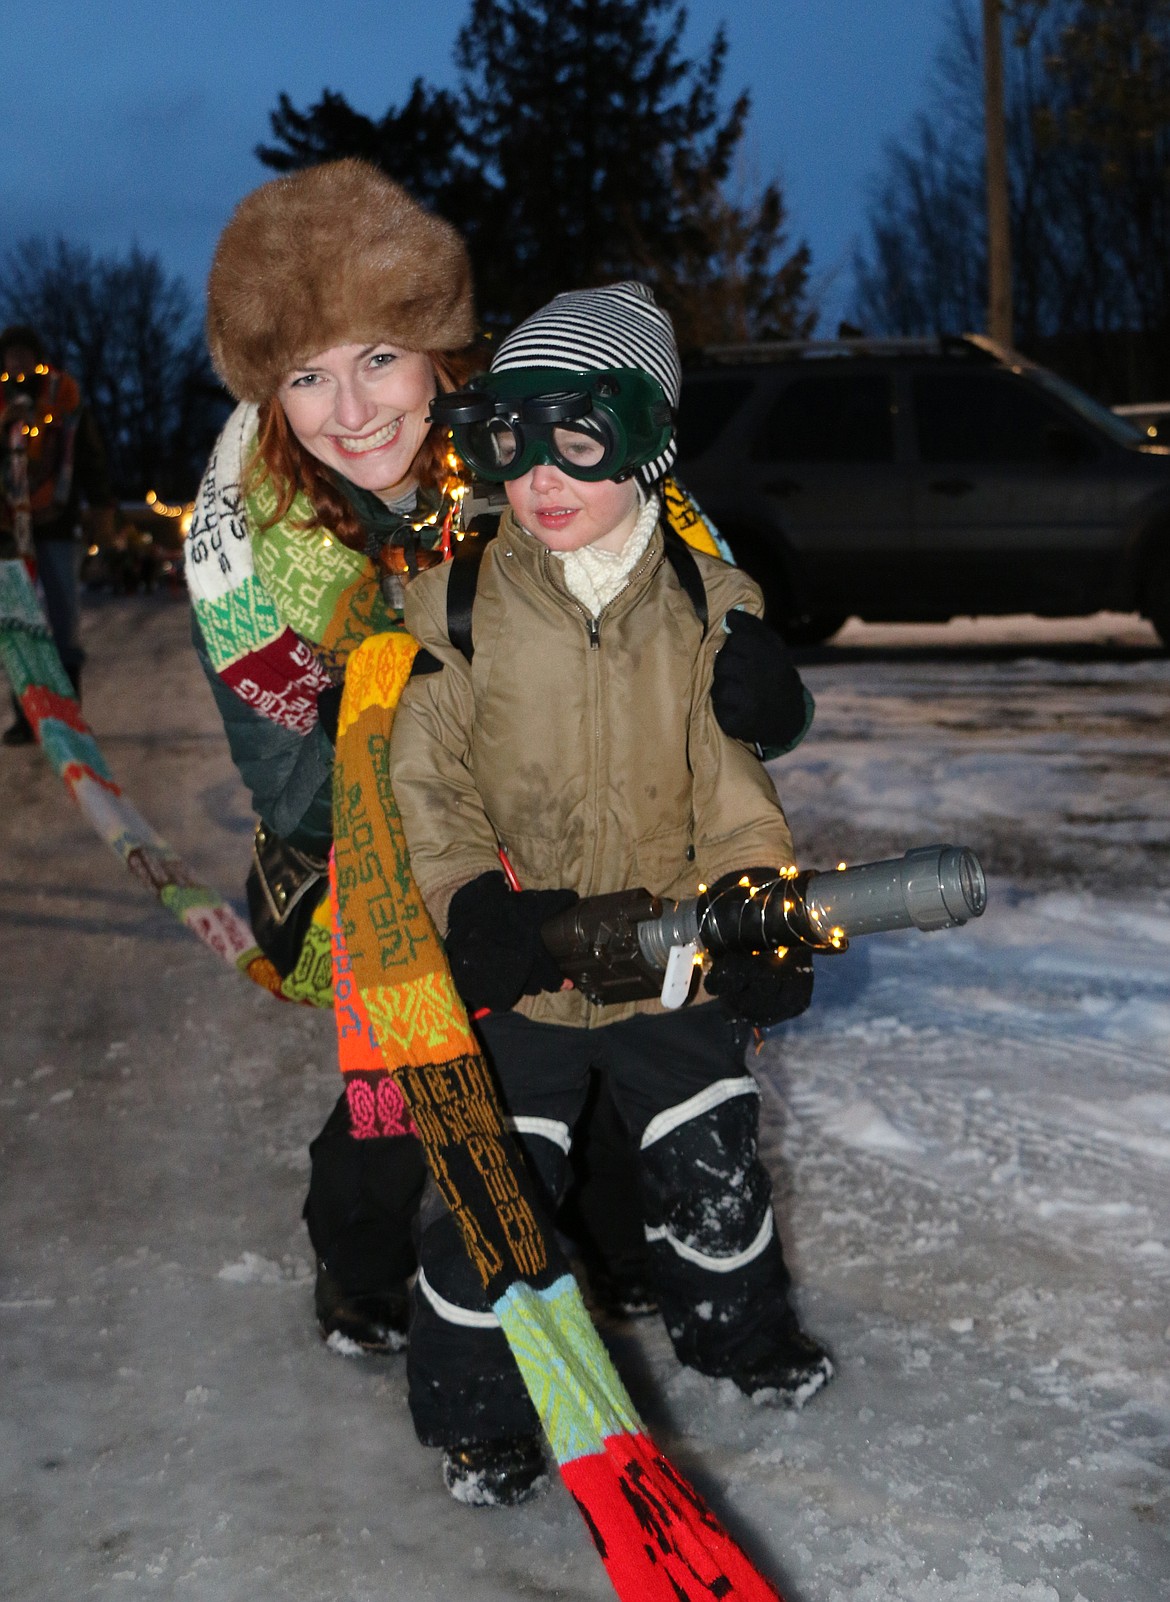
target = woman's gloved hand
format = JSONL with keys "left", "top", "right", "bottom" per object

{"left": 712, "top": 610, "right": 810, "bottom": 752}
{"left": 445, "top": 870, "right": 579, "bottom": 1013}
{"left": 704, "top": 948, "right": 814, "bottom": 1028}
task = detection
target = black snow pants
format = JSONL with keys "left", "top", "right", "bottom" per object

{"left": 303, "top": 1092, "right": 427, "bottom": 1294}
{"left": 407, "top": 1002, "right": 795, "bottom": 1448}
{"left": 302, "top": 1083, "right": 650, "bottom": 1301}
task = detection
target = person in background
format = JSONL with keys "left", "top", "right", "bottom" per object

{"left": 1, "top": 324, "right": 115, "bottom": 744}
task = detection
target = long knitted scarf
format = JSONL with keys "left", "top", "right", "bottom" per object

{"left": 334, "top": 630, "right": 782, "bottom": 1602}
{"left": 0, "top": 552, "right": 784, "bottom": 1597}
{"left": 7, "top": 412, "right": 777, "bottom": 1597}
{"left": 0, "top": 556, "right": 269, "bottom": 981}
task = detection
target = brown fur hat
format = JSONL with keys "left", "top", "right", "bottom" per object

{"left": 206, "top": 159, "right": 475, "bottom": 401}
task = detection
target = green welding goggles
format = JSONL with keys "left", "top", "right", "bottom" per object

{"left": 429, "top": 367, "right": 674, "bottom": 483}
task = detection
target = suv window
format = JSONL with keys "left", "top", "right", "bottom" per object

{"left": 912, "top": 370, "right": 1085, "bottom": 464}
{"left": 675, "top": 377, "right": 755, "bottom": 461}
{"left": 1030, "top": 367, "right": 1142, "bottom": 447}
{"left": 750, "top": 371, "right": 895, "bottom": 464}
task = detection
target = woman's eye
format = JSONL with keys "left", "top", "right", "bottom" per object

{"left": 369, "top": 351, "right": 397, "bottom": 369}
{"left": 289, "top": 373, "right": 320, "bottom": 388}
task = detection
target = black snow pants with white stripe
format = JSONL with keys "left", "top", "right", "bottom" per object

{"left": 407, "top": 1002, "right": 796, "bottom": 1448}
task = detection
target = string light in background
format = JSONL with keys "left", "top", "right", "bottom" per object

{"left": 145, "top": 488, "right": 195, "bottom": 537}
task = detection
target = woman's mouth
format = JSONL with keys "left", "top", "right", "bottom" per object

{"left": 331, "top": 415, "right": 403, "bottom": 456}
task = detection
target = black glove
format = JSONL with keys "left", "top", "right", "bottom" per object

{"left": 711, "top": 610, "right": 810, "bottom": 752}
{"left": 445, "top": 870, "right": 579, "bottom": 1013}
{"left": 704, "top": 948, "right": 814, "bottom": 1028}
{"left": 316, "top": 683, "right": 343, "bottom": 745}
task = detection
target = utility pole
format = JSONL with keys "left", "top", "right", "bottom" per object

{"left": 983, "top": 0, "right": 1014, "bottom": 348}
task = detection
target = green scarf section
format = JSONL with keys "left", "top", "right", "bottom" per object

{"left": 244, "top": 468, "right": 399, "bottom": 667}
{"left": 188, "top": 433, "right": 448, "bottom": 1005}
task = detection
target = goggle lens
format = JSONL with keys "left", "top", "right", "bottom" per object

{"left": 467, "top": 416, "right": 520, "bottom": 470}
{"left": 551, "top": 423, "right": 608, "bottom": 470}
{"left": 458, "top": 415, "right": 616, "bottom": 480}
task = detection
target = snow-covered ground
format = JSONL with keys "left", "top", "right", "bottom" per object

{"left": 2, "top": 599, "right": 1168, "bottom": 1602}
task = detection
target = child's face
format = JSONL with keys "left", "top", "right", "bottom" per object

{"left": 506, "top": 463, "right": 641, "bottom": 554}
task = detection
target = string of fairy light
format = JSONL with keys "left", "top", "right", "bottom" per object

{"left": 1, "top": 364, "right": 55, "bottom": 439}
{"left": 695, "top": 864, "right": 851, "bottom": 959}
{"left": 315, "top": 433, "right": 472, "bottom": 557}
{"left": 3, "top": 366, "right": 199, "bottom": 539}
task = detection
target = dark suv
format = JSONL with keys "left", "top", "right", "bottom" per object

{"left": 675, "top": 336, "right": 1170, "bottom": 645}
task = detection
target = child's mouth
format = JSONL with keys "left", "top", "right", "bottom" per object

{"left": 534, "top": 506, "right": 577, "bottom": 527}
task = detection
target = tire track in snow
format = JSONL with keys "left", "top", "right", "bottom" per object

{"left": 764, "top": 1022, "right": 1170, "bottom": 1283}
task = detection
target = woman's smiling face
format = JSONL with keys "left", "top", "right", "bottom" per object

{"left": 277, "top": 343, "right": 436, "bottom": 499}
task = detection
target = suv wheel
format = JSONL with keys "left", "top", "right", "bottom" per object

{"left": 1140, "top": 544, "right": 1170, "bottom": 649}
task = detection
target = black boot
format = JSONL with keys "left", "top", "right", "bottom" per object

{"left": 441, "top": 1436, "right": 549, "bottom": 1507}
{"left": 725, "top": 1320, "right": 834, "bottom": 1409}
{"left": 583, "top": 1261, "right": 658, "bottom": 1320}
{"left": 3, "top": 699, "right": 34, "bottom": 746}
{"left": 314, "top": 1260, "right": 409, "bottom": 1355}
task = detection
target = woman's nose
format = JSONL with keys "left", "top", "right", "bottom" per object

{"left": 333, "top": 378, "right": 377, "bottom": 433}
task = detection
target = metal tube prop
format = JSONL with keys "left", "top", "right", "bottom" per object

{"left": 645, "top": 845, "right": 987, "bottom": 967}
{"left": 540, "top": 846, "right": 987, "bottom": 1007}
{"left": 781, "top": 844, "right": 987, "bottom": 943}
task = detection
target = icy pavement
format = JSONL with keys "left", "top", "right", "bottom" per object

{"left": 1, "top": 599, "right": 1168, "bottom": 1601}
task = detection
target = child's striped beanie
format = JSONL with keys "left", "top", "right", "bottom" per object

{"left": 491, "top": 281, "right": 681, "bottom": 485}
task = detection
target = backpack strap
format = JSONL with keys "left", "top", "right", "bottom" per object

{"left": 662, "top": 523, "right": 709, "bottom": 638}
{"left": 446, "top": 514, "right": 499, "bottom": 663}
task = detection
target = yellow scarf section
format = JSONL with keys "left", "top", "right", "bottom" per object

{"left": 332, "top": 627, "right": 554, "bottom": 1292}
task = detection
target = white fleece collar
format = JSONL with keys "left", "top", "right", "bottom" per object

{"left": 552, "top": 492, "right": 660, "bottom": 618}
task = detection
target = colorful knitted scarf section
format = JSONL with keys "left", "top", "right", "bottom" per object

{"left": 333, "top": 630, "right": 783, "bottom": 1602}
{"left": 185, "top": 402, "right": 403, "bottom": 1004}
{"left": 184, "top": 401, "right": 729, "bottom": 1014}
{"left": 0, "top": 556, "right": 270, "bottom": 981}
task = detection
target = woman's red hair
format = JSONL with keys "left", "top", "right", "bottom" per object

{"left": 246, "top": 348, "right": 473, "bottom": 549}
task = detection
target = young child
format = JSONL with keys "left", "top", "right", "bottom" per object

{"left": 390, "top": 281, "right": 832, "bottom": 1506}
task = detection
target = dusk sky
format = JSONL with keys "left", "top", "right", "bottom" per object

{"left": 6, "top": 1, "right": 953, "bottom": 331}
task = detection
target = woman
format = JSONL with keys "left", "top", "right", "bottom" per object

{"left": 187, "top": 160, "right": 475, "bottom": 1352}
{"left": 186, "top": 159, "right": 812, "bottom": 1357}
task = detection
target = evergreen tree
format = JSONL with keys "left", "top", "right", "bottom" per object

{"left": 450, "top": 0, "right": 810, "bottom": 337}
{"left": 257, "top": 0, "right": 812, "bottom": 341}
{"left": 257, "top": 82, "right": 475, "bottom": 219}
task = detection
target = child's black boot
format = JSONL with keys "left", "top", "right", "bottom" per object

{"left": 727, "top": 1317, "right": 834, "bottom": 1409}
{"left": 314, "top": 1260, "right": 409, "bottom": 1354}
{"left": 441, "top": 1435, "right": 549, "bottom": 1507}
